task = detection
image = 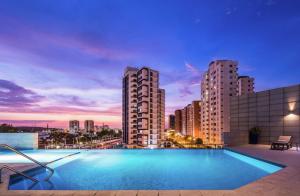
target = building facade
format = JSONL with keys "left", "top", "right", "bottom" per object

{"left": 226, "top": 84, "right": 300, "bottom": 145}
{"left": 175, "top": 101, "right": 201, "bottom": 137}
{"left": 84, "top": 120, "right": 94, "bottom": 133}
{"left": 181, "top": 108, "right": 187, "bottom": 135}
{"left": 122, "top": 66, "right": 165, "bottom": 148}
{"left": 175, "top": 110, "right": 182, "bottom": 132}
{"left": 188, "top": 101, "right": 201, "bottom": 138}
{"left": 237, "top": 76, "right": 255, "bottom": 96}
{"left": 200, "top": 60, "right": 238, "bottom": 144}
{"left": 168, "top": 114, "right": 175, "bottom": 129}
{"left": 69, "top": 120, "right": 79, "bottom": 133}
{"left": 186, "top": 104, "right": 192, "bottom": 136}
{"left": 158, "top": 89, "right": 165, "bottom": 140}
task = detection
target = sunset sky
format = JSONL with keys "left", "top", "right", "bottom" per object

{"left": 1, "top": 0, "right": 300, "bottom": 128}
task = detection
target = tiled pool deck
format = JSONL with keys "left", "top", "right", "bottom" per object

{"left": 1, "top": 145, "right": 300, "bottom": 196}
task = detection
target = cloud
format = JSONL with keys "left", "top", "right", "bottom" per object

{"left": 0, "top": 79, "right": 121, "bottom": 120}
{"left": 0, "top": 119, "right": 121, "bottom": 129}
{"left": 239, "top": 64, "right": 256, "bottom": 72}
{"left": 180, "top": 62, "right": 203, "bottom": 97}
{"left": 55, "top": 95, "right": 97, "bottom": 107}
{"left": 0, "top": 105, "right": 121, "bottom": 116}
{"left": 194, "top": 18, "right": 201, "bottom": 24}
{"left": 265, "top": 0, "right": 276, "bottom": 6}
{"left": 161, "top": 62, "right": 202, "bottom": 117}
{"left": 179, "top": 87, "right": 193, "bottom": 97}
{"left": 0, "top": 79, "right": 43, "bottom": 107}
{"left": 0, "top": 16, "right": 138, "bottom": 77}
{"left": 225, "top": 7, "right": 238, "bottom": 15}
{"left": 185, "top": 62, "right": 201, "bottom": 75}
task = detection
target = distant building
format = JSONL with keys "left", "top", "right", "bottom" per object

{"left": 175, "top": 110, "right": 182, "bottom": 132}
{"left": 237, "top": 76, "right": 255, "bottom": 96}
{"left": 186, "top": 104, "right": 192, "bottom": 135}
{"left": 181, "top": 107, "right": 187, "bottom": 135}
{"left": 94, "top": 125, "right": 101, "bottom": 132}
{"left": 158, "top": 89, "right": 166, "bottom": 140}
{"left": 174, "top": 101, "right": 201, "bottom": 137}
{"left": 95, "top": 124, "right": 110, "bottom": 132}
{"left": 69, "top": 120, "right": 79, "bottom": 134}
{"left": 168, "top": 114, "right": 175, "bottom": 129}
{"left": 200, "top": 60, "right": 238, "bottom": 144}
{"left": 122, "top": 66, "right": 165, "bottom": 148}
{"left": 84, "top": 120, "right": 94, "bottom": 133}
{"left": 186, "top": 101, "right": 201, "bottom": 138}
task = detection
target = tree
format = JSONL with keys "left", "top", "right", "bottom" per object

{"left": 0, "top": 124, "right": 17, "bottom": 132}
{"left": 169, "top": 131, "right": 175, "bottom": 138}
{"left": 195, "top": 138, "right": 203, "bottom": 145}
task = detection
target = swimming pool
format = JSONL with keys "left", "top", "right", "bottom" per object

{"left": 6, "top": 149, "right": 283, "bottom": 190}
{"left": 0, "top": 149, "right": 84, "bottom": 163}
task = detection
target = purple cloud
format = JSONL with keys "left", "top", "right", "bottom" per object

{"left": 55, "top": 95, "right": 97, "bottom": 107}
{"left": 162, "top": 62, "right": 203, "bottom": 98}
{"left": 0, "top": 79, "right": 121, "bottom": 116}
{"left": 1, "top": 105, "right": 121, "bottom": 116}
{"left": 0, "top": 79, "right": 43, "bottom": 107}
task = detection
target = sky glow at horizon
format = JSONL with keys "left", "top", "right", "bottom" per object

{"left": 0, "top": 0, "right": 300, "bottom": 128}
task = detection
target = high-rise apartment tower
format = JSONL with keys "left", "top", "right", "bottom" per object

{"left": 175, "top": 110, "right": 182, "bottom": 132}
{"left": 122, "top": 66, "right": 165, "bottom": 148}
{"left": 237, "top": 76, "right": 255, "bottom": 96}
{"left": 200, "top": 60, "right": 238, "bottom": 144}
{"left": 69, "top": 120, "right": 79, "bottom": 133}
{"left": 84, "top": 120, "right": 94, "bottom": 133}
{"left": 168, "top": 114, "right": 175, "bottom": 129}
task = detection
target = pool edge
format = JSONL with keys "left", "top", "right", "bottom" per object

{"left": 2, "top": 147, "right": 298, "bottom": 196}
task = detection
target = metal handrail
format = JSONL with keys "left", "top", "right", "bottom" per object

{"left": 0, "top": 144, "right": 54, "bottom": 181}
{"left": 0, "top": 165, "right": 38, "bottom": 183}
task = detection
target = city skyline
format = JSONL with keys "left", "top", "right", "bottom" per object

{"left": 1, "top": 0, "right": 300, "bottom": 128}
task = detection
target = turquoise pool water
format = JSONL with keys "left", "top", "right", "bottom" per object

{"left": 7, "top": 149, "right": 283, "bottom": 190}
{"left": 0, "top": 149, "right": 84, "bottom": 163}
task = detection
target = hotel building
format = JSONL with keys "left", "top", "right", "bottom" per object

{"left": 168, "top": 114, "right": 175, "bottom": 129}
{"left": 122, "top": 66, "right": 165, "bottom": 148}
{"left": 237, "top": 76, "right": 255, "bottom": 96}
{"left": 84, "top": 120, "right": 94, "bottom": 133}
{"left": 200, "top": 60, "right": 238, "bottom": 144}
{"left": 69, "top": 120, "right": 79, "bottom": 134}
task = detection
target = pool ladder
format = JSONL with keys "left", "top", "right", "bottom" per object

{"left": 0, "top": 144, "right": 54, "bottom": 183}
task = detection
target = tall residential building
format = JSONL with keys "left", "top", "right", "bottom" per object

{"left": 174, "top": 110, "right": 182, "bottom": 132}
{"left": 186, "top": 101, "right": 201, "bottom": 138}
{"left": 84, "top": 120, "right": 94, "bottom": 133}
{"left": 200, "top": 60, "right": 238, "bottom": 144}
{"left": 158, "top": 89, "right": 165, "bottom": 140}
{"left": 186, "top": 104, "right": 192, "bottom": 136}
{"left": 181, "top": 108, "right": 187, "bottom": 135}
{"left": 168, "top": 114, "right": 175, "bottom": 129}
{"left": 237, "top": 76, "right": 255, "bottom": 96}
{"left": 69, "top": 120, "right": 79, "bottom": 133}
{"left": 122, "top": 66, "right": 165, "bottom": 148}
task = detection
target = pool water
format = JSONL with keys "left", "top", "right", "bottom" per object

{"left": 7, "top": 149, "right": 283, "bottom": 190}
{"left": 0, "top": 149, "right": 84, "bottom": 163}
